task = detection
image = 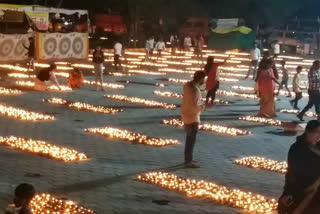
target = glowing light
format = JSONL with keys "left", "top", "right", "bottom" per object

{"left": 154, "top": 91, "right": 229, "bottom": 104}
{"left": 280, "top": 109, "right": 317, "bottom": 118}
{"left": 0, "top": 136, "right": 88, "bottom": 161}
{"left": 137, "top": 172, "right": 278, "bottom": 213}
{"left": 127, "top": 69, "right": 164, "bottom": 75}
{"left": 158, "top": 68, "right": 194, "bottom": 74}
{"left": 0, "top": 104, "right": 55, "bottom": 121}
{"left": 15, "top": 81, "right": 72, "bottom": 91}
{"left": 0, "top": 64, "right": 28, "bottom": 72}
{"left": 85, "top": 127, "right": 180, "bottom": 147}
{"left": 217, "top": 90, "right": 258, "bottom": 99}
{"left": 0, "top": 87, "right": 22, "bottom": 95}
{"left": 8, "top": 73, "right": 35, "bottom": 78}
{"left": 83, "top": 80, "right": 124, "bottom": 89}
{"left": 30, "top": 194, "right": 95, "bottom": 213}
{"left": 105, "top": 94, "right": 176, "bottom": 109}
{"left": 235, "top": 156, "right": 287, "bottom": 174}
{"left": 240, "top": 116, "right": 283, "bottom": 126}
{"left": 168, "top": 78, "right": 189, "bottom": 84}
{"left": 44, "top": 98, "right": 122, "bottom": 114}
{"left": 161, "top": 119, "right": 250, "bottom": 136}
{"left": 218, "top": 77, "right": 239, "bottom": 82}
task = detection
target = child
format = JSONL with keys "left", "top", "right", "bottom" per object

{"left": 276, "top": 60, "right": 292, "bottom": 97}
{"left": 290, "top": 66, "right": 303, "bottom": 110}
{"left": 5, "top": 183, "right": 35, "bottom": 214}
{"left": 68, "top": 68, "right": 84, "bottom": 90}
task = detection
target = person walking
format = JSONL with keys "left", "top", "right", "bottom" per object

{"left": 273, "top": 41, "right": 280, "bottom": 58}
{"left": 205, "top": 55, "right": 230, "bottom": 105}
{"left": 184, "top": 35, "right": 192, "bottom": 51}
{"left": 114, "top": 40, "right": 122, "bottom": 71}
{"left": 257, "top": 59, "right": 279, "bottom": 118}
{"left": 145, "top": 36, "right": 154, "bottom": 60}
{"left": 256, "top": 52, "right": 279, "bottom": 81}
{"left": 194, "top": 35, "right": 204, "bottom": 62}
{"left": 181, "top": 71, "right": 213, "bottom": 168}
{"left": 155, "top": 39, "right": 166, "bottom": 59}
{"left": 278, "top": 120, "right": 320, "bottom": 214}
{"left": 276, "top": 60, "right": 292, "bottom": 97}
{"left": 23, "top": 37, "right": 35, "bottom": 78}
{"left": 290, "top": 66, "right": 303, "bottom": 110}
{"left": 245, "top": 43, "right": 261, "bottom": 80}
{"left": 297, "top": 60, "right": 320, "bottom": 121}
{"left": 92, "top": 46, "right": 105, "bottom": 91}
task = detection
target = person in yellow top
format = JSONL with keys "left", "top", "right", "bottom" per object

{"left": 290, "top": 66, "right": 303, "bottom": 110}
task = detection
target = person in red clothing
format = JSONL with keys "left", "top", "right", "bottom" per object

{"left": 205, "top": 55, "right": 230, "bottom": 104}
{"left": 257, "top": 59, "right": 279, "bottom": 118}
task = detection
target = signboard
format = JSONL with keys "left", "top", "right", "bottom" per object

{"left": 0, "top": 33, "right": 31, "bottom": 61}
{"left": 26, "top": 11, "right": 49, "bottom": 31}
{"left": 211, "top": 19, "right": 239, "bottom": 30}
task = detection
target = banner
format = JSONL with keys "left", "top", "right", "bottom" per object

{"left": 36, "top": 32, "right": 88, "bottom": 60}
{"left": 26, "top": 11, "right": 49, "bottom": 31}
{"left": 0, "top": 33, "right": 31, "bottom": 61}
{"left": 211, "top": 19, "right": 239, "bottom": 31}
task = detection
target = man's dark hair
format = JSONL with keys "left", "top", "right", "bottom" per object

{"left": 306, "top": 120, "right": 320, "bottom": 133}
{"left": 15, "top": 183, "right": 35, "bottom": 202}
{"left": 297, "top": 66, "right": 302, "bottom": 71}
{"left": 193, "top": 70, "right": 205, "bottom": 82}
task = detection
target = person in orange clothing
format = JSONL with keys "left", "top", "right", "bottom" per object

{"left": 205, "top": 55, "right": 230, "bottom": 105}
{"left": 257, "top": 59, "right": 279, "bottom": 118}
{"left": 68, "top": 68, "right": 84, "bottom": 90}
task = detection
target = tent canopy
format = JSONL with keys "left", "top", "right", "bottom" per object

{"left": 208, "top": 26, "right": 256, "bottom": 51}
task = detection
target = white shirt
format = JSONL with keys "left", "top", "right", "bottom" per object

{"left": 181, "top": 81, "right": 203, "bottom": 124}
{"left": 250, "top": 48, "right": 261, "bottom": 61}
{"left": 184, "top": 37, "right": 192, "bottom": 47}
{"left": 274, "top": 44, "right": 280, "bottom": 54}
{"left": 293, "top": 73, "right": 301, "bottom": 93}
{"left": 155, "top": 41, "right": 166, "bottom": 50}
{"left": 170, "top": 35, "right": 174, "bottom": 43}
{"left": 146, "top": 40, "right": 154, "bottom": 51}
{"left": 114, "top": 43, "right": 122, "bottom": 56}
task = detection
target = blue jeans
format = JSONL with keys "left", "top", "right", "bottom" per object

{"left": 184, "top": 122, "right": 199, "bottom": 163}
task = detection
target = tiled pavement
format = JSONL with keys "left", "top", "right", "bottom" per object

{"left": 0, "top": 68, "right": 312, "bottom": 213}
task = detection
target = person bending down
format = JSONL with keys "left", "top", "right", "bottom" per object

{"left": 5, "top": 183, "right": 35, "bottom": 214}
{"left": 34, "top": 65, "right": 61, "bottom": 91}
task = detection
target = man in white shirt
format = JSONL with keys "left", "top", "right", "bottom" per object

{"left": 245, "top": 44, "right": 261, "bottom": 80}
{"left": 274, "top": 41, "right": 280, "bottom": 57}
{"left": 145, "top": 36, "right": 154, "bottom": 60}
{"left": 181, "top": 71, "right": 213, "bottom": 168}
{"left": 290, "top": 66, "right": 303, "bottom": 110}
{"left": 155, "top": 39, "right": 166, "bottom": 58}
{"left": 114, "top": 41, "right": 122, "bottom": 71}
{"left": 184, "top": 35, "right": 192, "bottom": 51}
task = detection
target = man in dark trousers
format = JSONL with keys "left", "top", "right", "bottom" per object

{"left": 23, "top": 37, "right": 35, "bottom": 78}
{"left": 181, "top": 71, "right": 213, "bottom": 168}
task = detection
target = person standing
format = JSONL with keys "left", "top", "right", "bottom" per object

{"left": 297, "top": 60, "right": 320, "bottom": 121}
{"left": 205, "top": 56, "right": 230, "bottom": 104}
{"left": 245, "top": 43, "right": 261, "bottom": 80}
{"left": 145, "top": 36, "right": 154, "bottom": 60}
{"left": 278, "top": 120, "right": 320, "bottom": 214}
{"left": 290, "top": 66, "right": 303, "bottom": 110}
{"left": 114, "top": 40, "right": 122, "bottom": 71}
{"left": 276, "top": 60, "right": 292, "bottom": 97}
{"left": 257, "top": 59, "right": 279, "bottom": 118}
{"left": 155, "top": 39, "right": 166, "bottom": 59}
{"left": 194, "top": 35, "right": 204, "bottom": 62}
{"left": 181, "top": 71, "right": 213, "bottom": 168}
{"left": 273, "top": 41, "right": 280, "bottom": 58}
{"left": 92, "top": 46, "right": 104, "bottom": 91}
{"left": 23, "top": 37, "right": 35, "bottom": 78}
{"left": 184, "top": 35, "right": 192, "bottom": 51}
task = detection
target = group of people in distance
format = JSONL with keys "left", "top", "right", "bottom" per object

{"left": 245, "top": 41, "right": 318, "bottom": 120}
{"left": 145, "top": 34, "right": 205, "bottom": 61}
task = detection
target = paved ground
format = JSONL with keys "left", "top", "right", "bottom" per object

{"left": 0, "top": 58, "right": 313, "bottom": 213}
